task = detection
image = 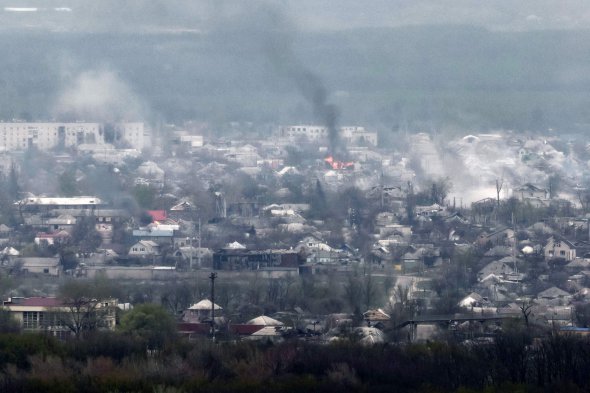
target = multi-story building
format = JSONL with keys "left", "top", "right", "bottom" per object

{"left": 280, "top": 125, "right": 378, "bottom": 146}
{"left": 113, "top": 122, "right": 146, "bottom": 150}
{"left": 280, "top": 125, "right": 329, "bottom": 141}
{"left": 0, "top": 122, "right": 148, "bottom": 151}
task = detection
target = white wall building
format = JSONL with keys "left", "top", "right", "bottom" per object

{"left": 0, "top": 122, "right": 148, "bottom": 151}
{"left": 114, "top": 122, "right": 147, "bottom": 150}
{"left": 280, "top": 125, "right": 377, "bottom": 146}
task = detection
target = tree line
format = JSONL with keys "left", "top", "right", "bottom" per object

{"left": 0, "top": 326, "right": 587, "bottom": 392}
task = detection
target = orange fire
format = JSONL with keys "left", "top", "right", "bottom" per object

{"left": 324, "top": 156, "right": 354, "bottom": 170}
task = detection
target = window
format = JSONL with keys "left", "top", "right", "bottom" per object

{"left": 23, "top": 311, "right": 43, "bottom": 329}
{"left": 560, "top": 250, "right": 566, "bottom": 256}
{"left": 43, "top": 268, "right": 49, "bottom": 274}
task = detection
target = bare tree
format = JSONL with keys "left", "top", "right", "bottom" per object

{"left": 519, "top": 301, "right": 534, "bottom": 328}
{"left": 56, "top": 280, "right": 114, "bottom": 338}
{"left": 392, "top": 284, "right": 411, "bottom": 311}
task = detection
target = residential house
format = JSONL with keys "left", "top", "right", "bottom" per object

{"left": 128, "top": 240, "right": 160, "bottom": 257}
{"left": 478, "top": 257, "right": 518, "bottom": 282}
{"left": 457, "top": 292, "right": 495, "bottom": 313}
{"left": 363, "top": 309, "right": 391, "bottom": 325}
{"left": 545, "top": 237, "right": 576, "bottom": 261}
{"left": 514, "top": 183, "right": 548, "bottom": 201}
{"left": 295, "top": 236, "right": 333, "bottom": 253}
{"left": 132, "top": 227, "right": 175, "bottom": 244}
{"left": 183, "top": 299, "right": 222, "bottom": 323}
{"left": 34, "top": 230, "right": 71, "bottom": 246}
{"left": 15, "top": 257, "right": 61, "bottom": 276}
{"left": 45, "top": 214, "right": 77, "bottom": 233}
{"left": 536, "top": 286, "right": 572, "bottom": 306}
{"left": 476, "top": 227, "right": 515, "bottom": 248}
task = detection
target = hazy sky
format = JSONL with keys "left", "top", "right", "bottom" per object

{"left": 1, "top": 0, "right": 590, "bottom": 32}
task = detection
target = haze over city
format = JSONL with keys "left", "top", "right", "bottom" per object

{"left": 0, "top": 2, "right": 589, "bottom": 392}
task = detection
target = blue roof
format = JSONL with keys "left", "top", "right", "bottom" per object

{"left": 560, "top": 327, "right": 590, "bottom": 332}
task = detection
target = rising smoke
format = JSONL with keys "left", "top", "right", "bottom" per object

{"left": 215, "top": 2, "right": 345, "bottom": 155}
{"left": 52, "top": 68, "right": 146, "bottom": 122}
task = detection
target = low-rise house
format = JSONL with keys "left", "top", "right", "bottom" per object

{"left": 132, "top": 227, "right": 174, "bottom": 244}
{"left": 566, "top": 258, "right": 590, "bottom": 271}
{"left": 246, "top": 315, "right": 285, "bottom": 326}
{"left": 536, "top": 286, "right": 572, "bottom": 306}
{"left": 128, "top": 240, "right": 160, "bottom": 257}
{"left": 2, "top": 296, "right": 117, "bottom": 338}
{"left": 478, "top": 257, "right": 518, "bottom": 282}
{"left": 15, "top": 257, "right": 60, "bottom": 276}
{"left": 476, "top": 227, "right": 514, "bottom": 248}
{"left": 545, "top": 237, "right": 576, "bottom": 261}
{"left": 45, "top": 214, "right": 77, "bottom": 232}
{"left": 34, "top": 230, "right": 71, "bottom": 246}
{"left": 183, "top": 299, "right": 222, "bottom": 323}
{"left": 458, "top": 292, "right": 489, "bottom": 309}
{"left": 295, "top": 236, "right": 334, "bottom": 253}
{"left": 515, "top": 183, "right": 548, "bottom": 201}
{"left": 363, "top": 309, "right": 390, "bottom": 325}
{"left": 415, "top": 203, "right": 445, "bottom": 217}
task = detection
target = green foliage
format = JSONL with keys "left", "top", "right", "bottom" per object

{"left": 0, "top": 309, "right": 20, "bottom": 333}
{"left": 71, "top": 216, "right": 102, "bottom": 253}
{"left": 133, "top": 184, "right": 156, "bottom": 210}
{"left": 58, "top": 170, "right": 78, "bottom": 196}
{"left": 119, "top": 303, "right": 177, "bottom": 350}
{"left": 308, "top": 180, "right": 329, "bottom": 220}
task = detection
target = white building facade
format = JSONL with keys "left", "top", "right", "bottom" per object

{"left": 280, "top": 125, "right": 377, "bottom": 146}
{"left": 0, "top": 122, "right": 148, "bottom": 151}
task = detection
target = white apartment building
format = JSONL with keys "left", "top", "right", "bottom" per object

{"left": 0, "top": 122, "right": 147, "bottom": 151}
{"left": 280, "top": 125, "right": 378, "bottom": 146}
{"left": 281, "top": 125, "right": 329, "bottom": 141}
{"left": 113, "top": 122, "right": 146, "bottom": 150}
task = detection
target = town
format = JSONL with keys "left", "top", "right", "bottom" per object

{"left": 0, "top": 119, "right": 589, "bottom": 346}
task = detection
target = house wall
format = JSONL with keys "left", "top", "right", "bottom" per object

{"left": 21, "top": 264, "right": 60, "bottom": 276}
{"left": 545, "top": 239, "right": 576, "bottom": 261}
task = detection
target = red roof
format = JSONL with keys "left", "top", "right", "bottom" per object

{"left": 12, "top": 297, "right": 63, "bottom": 307}
{"left": 147, "top": 210, "right": 167, "bottom": 222}
{"left": 177, "top": 323, "right": 265, "bottom": 336}
{"left": 177, "top": 322, "right": 211, "bottom": 334}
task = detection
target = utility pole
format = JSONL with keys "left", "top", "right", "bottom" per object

{"left": 209, "top": 272, "right": 217, "bottom": 341}
{"left": 197, "top": 218, "right": 201, "bottom": 268}
{"left": 188, "top": 236, "right": 193, "bottom": 270}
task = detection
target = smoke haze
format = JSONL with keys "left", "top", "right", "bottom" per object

{"left": 53, "top": 68, "right": 146, "bottom": 122}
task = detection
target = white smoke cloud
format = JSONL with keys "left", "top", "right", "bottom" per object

{"left": 53, "top": 68, "right": 146, "bottom": 122}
